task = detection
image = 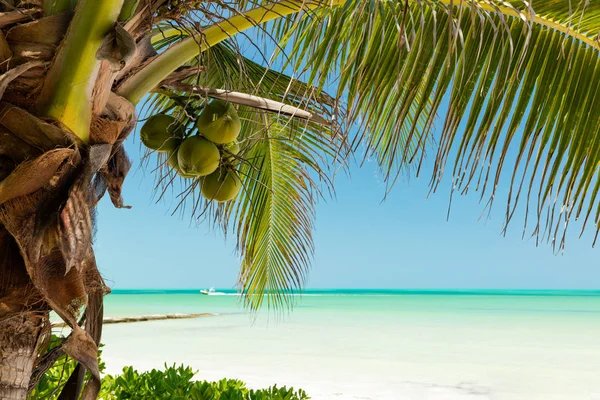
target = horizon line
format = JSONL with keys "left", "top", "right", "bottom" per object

{"left": 108, "top": 288, "right": 600, "bottom": 293}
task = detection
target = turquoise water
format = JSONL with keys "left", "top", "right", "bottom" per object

{"left": 100, "top": 290, "right": 600, "bottom": 399}
{"left": 104, "top": 288, "right": 600, "bottom": 318}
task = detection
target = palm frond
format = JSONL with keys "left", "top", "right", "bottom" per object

{"left": 274, "top": 0, "right": 436, "bottom": 185}
{"left": 270, "top": 0, "right": 600, "bottom": 249}
{"left": 222, "top": 116, "right": 336, "bottom": 311}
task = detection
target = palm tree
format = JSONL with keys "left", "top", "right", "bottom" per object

{"left": 0, "top": 0, "right": 597, "bottom": 398}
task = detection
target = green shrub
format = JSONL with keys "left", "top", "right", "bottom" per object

{"left": 249, "top": 385, "right": 310, "bottom": 400}
{"left": 31, "top": 336, "right": 309, "bottom": 400}
{"left": 99, "top": 364, "right": 309, "bottom": 400}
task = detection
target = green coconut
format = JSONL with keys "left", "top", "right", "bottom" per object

{"left": 201, "top": 169, "right": 242, "bottom": 202}
{"left": 177, "top": 136, "right": 220, "bottom": 176}
{"left": 141, "top": 114, "right": 183, "bottom": 152}
{"left": 224, "top": 141, "right": 240, "bottom": 156}
{"left": 167, "top": 148, "right": 196, "bottom": 178}
{"left": 196, "top": 100, "right": 241, "bottom": 144}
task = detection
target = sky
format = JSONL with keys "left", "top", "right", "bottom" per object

{"left": 94, "top": 123, "right": 600, "bottom": 290}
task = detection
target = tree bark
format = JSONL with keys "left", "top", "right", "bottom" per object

{"left": 0, "top": 312, "right": 48, "bottom": 400}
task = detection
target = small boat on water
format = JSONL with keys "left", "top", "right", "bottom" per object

{"left": 200, "top": 287, "right": 226, "bottom": 295}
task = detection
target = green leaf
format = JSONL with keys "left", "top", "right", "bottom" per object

{"left": 223, "top": 119, "right": 335, "bottom": 310}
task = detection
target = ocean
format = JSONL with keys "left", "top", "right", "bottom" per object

{"left": 95, "top": 290, "right": 600, "bottom": 399}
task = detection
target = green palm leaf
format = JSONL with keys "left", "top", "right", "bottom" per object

{"left": 223, "top": 117, "right": 334, "bottom": 310}
{"left": 271, "top": 0, "right": 600, "bottom": 249}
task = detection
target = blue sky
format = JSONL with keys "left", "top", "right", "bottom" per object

{"left": 94, "top": 123, "right": 600, "bottom": 290}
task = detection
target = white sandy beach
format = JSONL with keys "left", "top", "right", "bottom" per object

{"left": 97, "top": 292, "right": 600, "bottom": 400}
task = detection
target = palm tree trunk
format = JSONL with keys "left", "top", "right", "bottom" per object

{"left": 0, "top": 311, "right": 48, "bottom": 400}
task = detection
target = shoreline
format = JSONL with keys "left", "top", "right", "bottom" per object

{"left": 52, "top": 312, "right": 217, "bottom": 328}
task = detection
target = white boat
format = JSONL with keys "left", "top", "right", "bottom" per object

{"left": 200, "top": 287, "right": 226, "bottom": 295}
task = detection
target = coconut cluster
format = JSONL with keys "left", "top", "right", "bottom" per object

{"left": 140, "top": 100, "right": 243, "bottom": 203}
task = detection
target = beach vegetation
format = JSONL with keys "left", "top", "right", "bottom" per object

{"left": 30, "top": 340, "right": 309, "bottom": 400}
{"left": 0, "top": 1, "right": 598, "bottom": 399}
{"left": 100, "top": 365, "right": 309, "bottom": 400}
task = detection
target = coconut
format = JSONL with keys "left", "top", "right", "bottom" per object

{"left": 177, "top": 136, "right": 220, "bottom": 176}
{"left": 141, "top": 114, "right": 183, "bottom": 152}
{"left": 201, "top": 168, "right": 242, "bottom": 202}
{"left": 167, "top": 148, "right": 179, "bottom": 169}
{"left": 196, "top": 100, "right": 241, "bottom": 144}
{"left": 224, "top": 141, "right": 240, "bottom": 156}
{"left": 220, "top": 140, "right": 241, "bottom": 165}
{"left": 167, "top": 148, "right": 196, "bottom": 178}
